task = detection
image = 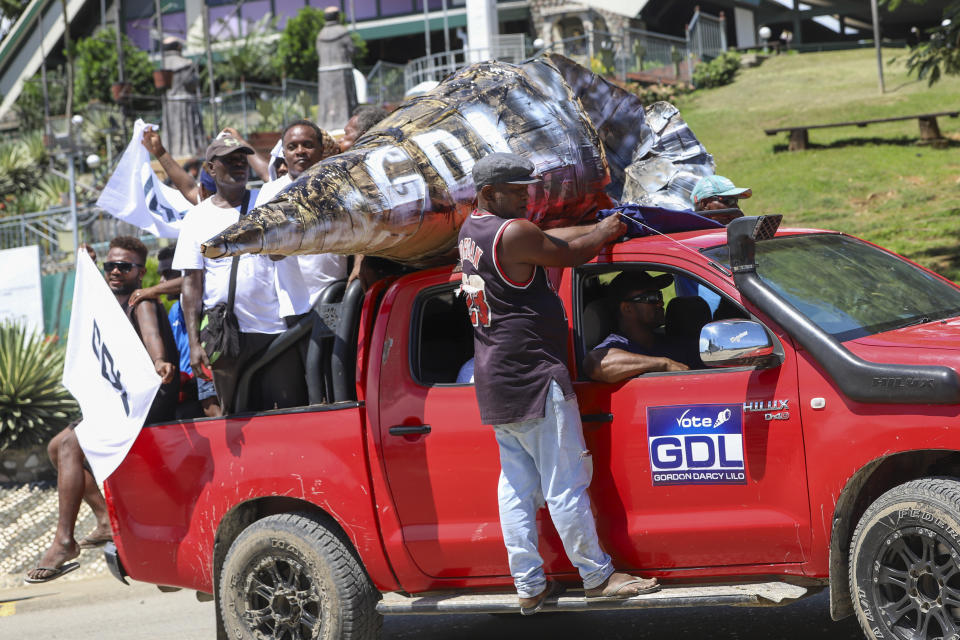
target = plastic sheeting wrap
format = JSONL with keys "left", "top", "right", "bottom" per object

{"left": 201, "top": 55, "right": 715, "bottom": 266}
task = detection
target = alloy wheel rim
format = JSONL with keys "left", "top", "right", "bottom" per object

{"left": 873, "top": 526, "right": 960, "bottom": 640}
{"left": 241, "top": 554, "right": 323, "bottom": 639}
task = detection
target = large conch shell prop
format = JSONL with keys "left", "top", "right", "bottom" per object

{"left": 201, "top": 55, "right": 713, "bottom": 266}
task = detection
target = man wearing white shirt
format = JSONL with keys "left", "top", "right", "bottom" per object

{"left": 174, "top": 135, "right": 306, "bottom": 414}
{"left": 256, "top": 120, "right": 347, "bottom": 319}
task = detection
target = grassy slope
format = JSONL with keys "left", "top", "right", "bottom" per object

{"left": 674, "top": 48, "right": 960, "bottom": 280}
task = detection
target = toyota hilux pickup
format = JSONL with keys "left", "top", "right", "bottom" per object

{"left": 103, "top": 216, "right": 960, "bottom": 640}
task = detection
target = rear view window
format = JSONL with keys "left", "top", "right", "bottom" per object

{"left": 412, "top": 287, "right": 475, "bottom": 385}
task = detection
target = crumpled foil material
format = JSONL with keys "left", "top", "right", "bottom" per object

{"left": 622, "top": 101, "right": 715, "bottom": 210}
{"left": 201, "top": 55, "right": 714, "bottom": 266}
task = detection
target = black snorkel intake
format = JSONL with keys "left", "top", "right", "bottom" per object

{"left": 727, "top": 216, "right": 960, "bottom": 405}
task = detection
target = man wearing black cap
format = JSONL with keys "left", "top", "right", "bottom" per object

{"left": 584, "top": 272, "right": 693, "bottom": 383}
{"left": 173, "top": 135, "right": 305, "bottom": 414}
{"left": 458, "top": 152, "right": 659, "bottom": 614}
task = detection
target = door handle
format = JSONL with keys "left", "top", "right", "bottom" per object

{"left": 581, "top": 413, "right": 613, "bottom": 425}
{"left": 389, "top": 424, "right": 432, "bottom": 436}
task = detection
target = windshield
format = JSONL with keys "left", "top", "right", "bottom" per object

{"left": 702, "top": 234, "right": 960, "bottom": 341}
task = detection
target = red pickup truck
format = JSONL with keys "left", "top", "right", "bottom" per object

{"left": 103, "top": 216, "right": 960, "bottom": 640}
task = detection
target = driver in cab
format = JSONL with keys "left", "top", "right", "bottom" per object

{"left": 584, "top": 272, "right": 698, "bottom": 383}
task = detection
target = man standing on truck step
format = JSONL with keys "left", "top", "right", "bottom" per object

{"left": 458, "top": 152, "right": 660, "bottom": 615}
{"left": 26, "top": 236, "right": 180, "bottom": 583}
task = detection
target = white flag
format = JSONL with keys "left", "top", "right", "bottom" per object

{"left": 96, "top": 119, "right": 193, "bottom": 238}
{"left": 62, "top": 250, "right": 162, "bottom": 483}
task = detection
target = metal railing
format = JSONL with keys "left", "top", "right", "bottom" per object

{"left": 687, "top": 8, "right": 727, "bottom": 63}
{"left": 0, "top": 205, "right": 148, "bottom": 263}
{"left": 366, "top": 60, "right": 406, "bottom": 106}
{"left": 403, "top": 33, "right": 527, "bottom": 92}
{"left": 619, "top": 28, "right": 694, "bottom": 84}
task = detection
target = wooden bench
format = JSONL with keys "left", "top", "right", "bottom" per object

{"left": 764, "top": 110, "right": 959, "bottom": 151}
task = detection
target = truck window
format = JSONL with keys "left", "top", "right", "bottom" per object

{"left": 411, "top": 285, "right": 475, "bottom": 385}
{"left": 574, "top": 265, "right": 747, "bottom": 379}
{"left": 703, "top": 233, "right": 960, "bottom": 342}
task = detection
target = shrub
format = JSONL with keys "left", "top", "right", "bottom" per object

{"left": 74, "top": 28, "right": 155, "bottom": 107}
{"left": 0, "top": 322, "right": 79, "bottom": 450}
{"left": 625, "top": 81, "right": 693, "bottom": 105}
{"left": 214, "top": 14, "right": 278, "bottom": 88}
{"left": 692, "top": 51, "right": 741, "bottom": 89}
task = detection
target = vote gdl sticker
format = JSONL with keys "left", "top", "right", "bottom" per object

{"left": 647, "top": 403, "right": 746, "bottom": 486}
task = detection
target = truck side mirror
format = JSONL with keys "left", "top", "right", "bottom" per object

{"left": 700, "top": 320, "right": 778, "bottom": 368}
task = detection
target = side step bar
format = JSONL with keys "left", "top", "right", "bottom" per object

{"left": 376, "top": 581, "right": 811, "bottom": 615}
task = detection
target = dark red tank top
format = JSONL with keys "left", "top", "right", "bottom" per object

{"left": 458, "top": 211, "right": 575, "bottom": 425}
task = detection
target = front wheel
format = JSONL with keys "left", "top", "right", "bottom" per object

{"left": 849, "top": 478, "right": 960, "bottom": 640}
{"left": 219, "top": 512, "right": 381, "bottom": 640}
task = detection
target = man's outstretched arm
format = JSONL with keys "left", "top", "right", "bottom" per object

{"left": 498, "top": 216, "right": 625, "bottom": 283}
{"left": 583, "top": 347, "right": 688, "bottom": 383}
{"left": 142, "top": 129, "right": 200, "bottom": 205}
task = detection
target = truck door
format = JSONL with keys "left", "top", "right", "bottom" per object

{"left": 574, "top": 263, "right": 811, "bottom": 571}
{"left": 376, "top": 271, "right": 509, "bottom": 579}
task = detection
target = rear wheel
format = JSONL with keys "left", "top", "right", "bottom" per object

{"left": 219, "top": 512, "right": 381, "bottom": 640}
{"left": 849, "top": 478, "right": 960, "bottom": 640}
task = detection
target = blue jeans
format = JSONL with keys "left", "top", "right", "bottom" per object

{"left": 493, "top": 380, "right": 614, "bottom": 598}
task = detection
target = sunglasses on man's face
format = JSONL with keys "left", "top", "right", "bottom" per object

{"left": 708, "top": 196, "right": 740, "bottom": 208}
{"left": 624, "top": 291, "right": 664, "bottom": 305}
{"left": 103, "top": 261, "right": 143, "bottom": 274}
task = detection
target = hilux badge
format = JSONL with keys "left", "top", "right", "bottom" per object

{"left": 743, "top": 399, "right": 789, "bottom": 413}
{"left": 743, "top": 399, "right": 790, "bottom": 421}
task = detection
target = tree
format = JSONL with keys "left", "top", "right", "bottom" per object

{"left": 210, "top": 14, "right": 278, "bottom": 88}
{"left": 15, "top": 68, "right": 67, "bottom": 130}
{"left": 276, "top": 6, "right": 325, "bottom": 81}
{"left": 74, "top": 28, "right": 155, "bottom": 105}
{"left": 0, "top": 0, "right": 28, "bottom": 25}
{"left": 886, "top": 0, "right": 960, "bottom": 85}
{"left": 275, "top": 7, "right": 368, "bottom": 81}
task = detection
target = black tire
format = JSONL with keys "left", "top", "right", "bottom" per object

{"left": 849, "top": 478, "right": 960, "bottom": 640}
{"left": 219, "top": 512, "right": 381, "bottom": 640}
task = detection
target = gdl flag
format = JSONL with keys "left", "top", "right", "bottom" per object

{"left": 96, "top": 119, "right": 193, "bottom": 239}
{"left": 62, "top": 250, "right": 161, "bottom": 483}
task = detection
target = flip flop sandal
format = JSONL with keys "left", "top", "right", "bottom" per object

{"left": 24, "top": 561, "right": 80, "bottom": 584}
{"left": 585, "top": 577, "right": 660, "bottom": 600}
{"left": 519, "top": 581, "right": 566, "bottom": 615}
{"left": 78, "top": 533, "right": 113, "bottom": 549}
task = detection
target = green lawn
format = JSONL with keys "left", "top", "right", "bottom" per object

{"left": 674, "top": 48, "right": 960, "bottom": 280}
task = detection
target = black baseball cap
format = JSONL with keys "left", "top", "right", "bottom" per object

{"left": 609, "top": 271, "right": 674, "bottom": 300}
{"left": 472, "top": 152, "right": 540, "bottom": 189}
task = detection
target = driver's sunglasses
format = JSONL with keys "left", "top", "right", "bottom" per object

{"left": 708, "top": 196, "right": 740, "bottom": 208}
{"left": 625, "top": 291, "right": 664, "bottom": 305}
{"left": 103, "top": 261, "right": 142, "bottom": 273}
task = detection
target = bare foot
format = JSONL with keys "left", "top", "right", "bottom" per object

{"left": 584, "top": 571, "right": 659, "bottom": 599}
{"left": 78, "top": 524, "right": 114, "bottom": 548}
{"left": 26, "top": 539, "right": 80, "bottom": 581}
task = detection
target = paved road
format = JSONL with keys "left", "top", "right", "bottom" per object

{"left": 0, "top": 575, "right": 867, "bottom": 639}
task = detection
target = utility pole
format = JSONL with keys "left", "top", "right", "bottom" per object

{"left": 423, "top": 0, "right": 432, "bottom": 59}
{"left": 114, "top": 0, "right": 128, "bottom": 140}
{"left": 201, "top": 0, "right": 219, "bottom": 135}
{"left": 870, "top": 0, "right": 885, "bottom": 93}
